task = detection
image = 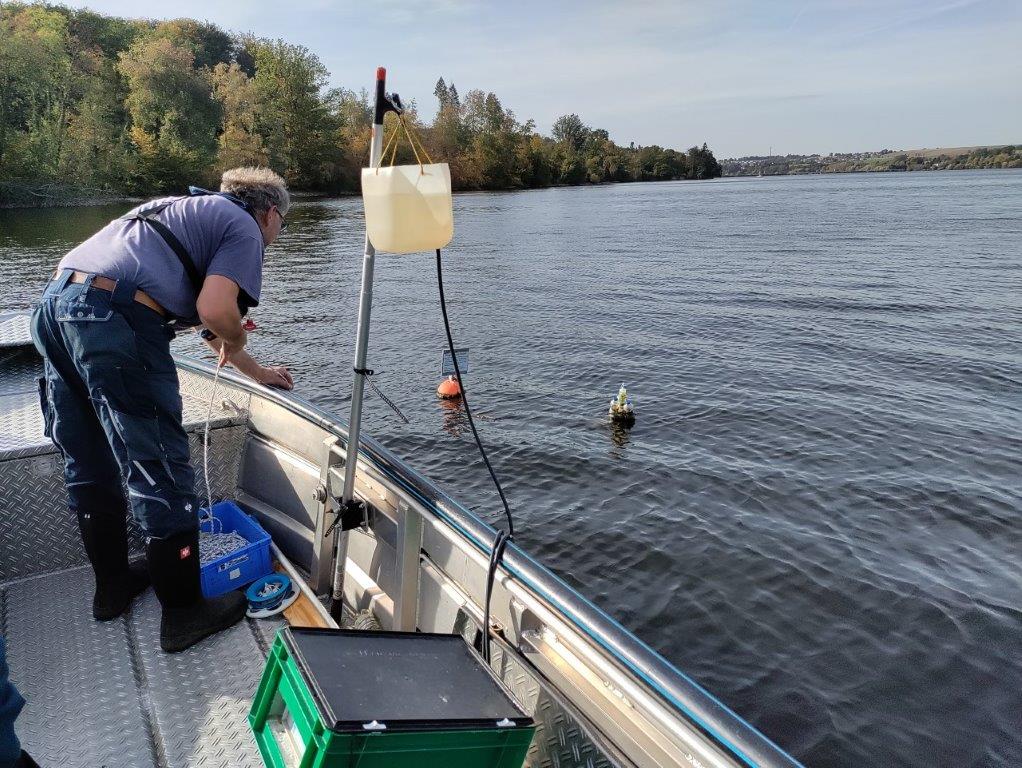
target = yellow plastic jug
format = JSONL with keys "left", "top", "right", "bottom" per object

{"left": 361, "top": 163, "right": 454, "bottom": 254}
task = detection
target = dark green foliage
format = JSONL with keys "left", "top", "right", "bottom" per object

{"left": 551, "top": 113, "right": 588, "bottom": 151}
{"left": 429, "top": 93, "right": 722, "bottom": 191}
{"left": 688, "top": 143, "right": 722, "bottom": 179}
{"left": 248, "top": 38, "right": 338, "bottom": 189}
{"left": 61, "top": 8, "right": 143, "bottom": 58}
{"left": 0, "top": 4, "right": 722, "bottom": 205}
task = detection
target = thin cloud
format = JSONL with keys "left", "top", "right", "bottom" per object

{"left": 842, "top": 0, "right": 989, "bottom": 39}
{"left": 785, "top": 2, "right": 810, "bottom": 33}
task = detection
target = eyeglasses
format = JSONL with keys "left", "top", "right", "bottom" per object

{"left": 276, "top": 207, "right": 288, "bottom": 231}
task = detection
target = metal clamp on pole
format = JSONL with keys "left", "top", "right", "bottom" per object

{"left": 324, "top": 498, "right": 371, "bottom": 537}
{"left": 383, "top": 93, "right": 404, "bottom": 117}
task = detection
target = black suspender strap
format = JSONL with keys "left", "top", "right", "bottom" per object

{"left": 124, "top": 192, "right": 259, "bottom": 322}
{"left": 126, "top": 200, "right": 203, "bottom": 295}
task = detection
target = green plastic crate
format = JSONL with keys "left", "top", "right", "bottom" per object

{"left": 249, "top": 628, "right": 536, "bottom": 768}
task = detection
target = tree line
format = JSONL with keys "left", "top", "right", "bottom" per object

{"left": 721, "top": 146, "right": 1022, "bottom": 176}
{"left": 0, "top": 4, "right": 722, "bottom": 205}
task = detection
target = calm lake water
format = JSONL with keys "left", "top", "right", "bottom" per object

{"left": 1, "top": 170, "right": 1020, "bottom": 767}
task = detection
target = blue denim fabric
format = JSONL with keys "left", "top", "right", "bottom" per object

{"left": 0, "top": 637, "right": 24, "bottom": 768}
{"left": 30, "top": 270, "right": 197, "bottom": 539}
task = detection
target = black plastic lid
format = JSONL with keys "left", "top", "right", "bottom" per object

{"left": 282, "top": 628, "right": 534, "bottom": 734}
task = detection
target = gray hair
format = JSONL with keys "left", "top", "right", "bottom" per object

{"left": 220, "top": 167, "right": 290, "bottom": 216}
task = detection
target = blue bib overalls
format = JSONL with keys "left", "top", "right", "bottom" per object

{"left": 0, "top": 637, "right": 25, "bottom": 768}
{"left": 30, "top": 269, "right": 197, "bottom": 539}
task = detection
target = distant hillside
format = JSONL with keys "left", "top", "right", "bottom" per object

{"left": 900, "top": 146, "right": 999, "bottom": 159}
{"left": 722, "top": 145, "right": 1021, "bottom": 176}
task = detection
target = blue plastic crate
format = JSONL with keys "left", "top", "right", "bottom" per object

{"left": 199, "top": 500, "right": 273, "bottom": 597}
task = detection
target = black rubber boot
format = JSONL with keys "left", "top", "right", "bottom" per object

{"left": 15, "top": 750, "right": 41, "bottom": 767}
{"left": 146, "top": 528, "right": 247, "bottom": 653}
{"left": 74, "top": 486, "right": 149, "bottom": 621}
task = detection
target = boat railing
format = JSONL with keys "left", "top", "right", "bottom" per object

{"left": 175, "top": 355, "right": 804, "bottom": 768}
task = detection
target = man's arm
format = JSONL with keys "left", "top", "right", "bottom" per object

{"left": 196, "top": 275, "right": 247, "bottom": 367}
{"left": 197, "top": 268, "right": 292, "bottom": 389}
{"left": 202, "top": 336, "right": 293, "bottom": 390}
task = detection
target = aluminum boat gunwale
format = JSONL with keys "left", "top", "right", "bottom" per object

{"left": 175, "top": 356, "right": 803, "bottom": 768}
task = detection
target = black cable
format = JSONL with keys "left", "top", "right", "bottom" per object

{"left": 435, "top": 248, "right": 515, "bottom": 538}
{"left": 435, "top": 247, "right": 515, "bottom": 666}
{"left": 482, "top": 529, "right": 509, "bottom": 664}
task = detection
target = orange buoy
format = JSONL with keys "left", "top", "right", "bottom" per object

{"left": 437, "top": 375, "right": 462, "bottom": 399}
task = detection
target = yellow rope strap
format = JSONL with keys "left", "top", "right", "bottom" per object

{"left": 375, "top": 114, "right": 435, "bottom": 174}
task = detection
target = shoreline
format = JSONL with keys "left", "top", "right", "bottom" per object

{"left": 1, "top": 177, "right": 699, "bottom": 210}
{"left": 721, "top": 144, "right": 1020, "bottom": 177}
{"left": 2, "top": 166, "right": 1018, "bottom": 210}
{"left": 0, "top": 196, "right": 142, "bottom": 210}
{"left": 0, "top": 182, "right": 142, "bottom": 210}
{"left": 721, "top": 166, "right": 1022, "bottom": 179}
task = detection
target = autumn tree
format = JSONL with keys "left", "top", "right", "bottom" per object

{"left": 248, "top": 38, "right": 337, "bottom": 188}
{"left": 117, "top": 35, "right": 220, "bottom": 190}
{"left": 551, "top": 113, "right": 589, "bottom": 152}
{"left": 211, "top": 62, "right": 267, "bottom": 171}
{"left": 0, "top": 5, "right": 73, "bottom": 178}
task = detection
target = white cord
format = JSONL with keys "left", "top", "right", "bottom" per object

{"left": 202, "top": 362, "right": 223, "bottom": 532}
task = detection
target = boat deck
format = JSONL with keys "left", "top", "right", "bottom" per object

{"left": 0, "top": 311, "right": 287, "bottom": 767}
{"left": 1, "top": 567, "right": 283, "bottom": 767}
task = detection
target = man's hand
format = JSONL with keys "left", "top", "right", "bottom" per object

{"left": 255, "top": 365, "right": 294, "bottom": 390}
{"left": 217, "top": 332, "right": 247, "bottom": 368}
{"left": 203, "top": 335, "right": 293, "bottom": 389}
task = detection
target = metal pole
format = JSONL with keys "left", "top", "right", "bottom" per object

{"left": 330, "top": 66, "right": 389, "bottom": 620}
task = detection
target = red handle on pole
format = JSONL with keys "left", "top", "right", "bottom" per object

{"left": 373, "top": 67, "right": 388, "bottom": 125}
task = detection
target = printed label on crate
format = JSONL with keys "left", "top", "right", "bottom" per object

{"left": 229, "top": 567, "right": 242, "bottom": 580}
{"left": 218, "top": 554, "right": 250, "bottom": 572}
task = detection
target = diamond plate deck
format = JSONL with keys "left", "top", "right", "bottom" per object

{"left": 0, "top": 348, "right": 37, "bottom": 396}
{"left": 0, "top": 425, "right": 248, "bottom": 582}
{"left": 2, "top": 568, "right": 156, "bottom": 768}
{"left": 179, "top": 368, "right": 252, "bottom": 423}
{"left": 455, "top": 618, "right": 628, "bottom": 768}
{"left": 0, "top": 312, "right": 32, "bottom": 348}
{"left": 0, "top": 359, "right": 249, "bottom": 462}
{"left": 131, "top": 589, "right": 267, "bottom": 768}
{"left": 499, "top": 651, "right": 626, "bottom": 768}
{"left": 0, "top": 452, "right": 79, "bottom": 580}
{"left": 2, "top": 567, "right": 278, "bottom": 768}
{"left": 248, "top": 612, "right": 286, "bottom": 654}
{"left": 0, "top": 391, "right": 49, "bottom": 461}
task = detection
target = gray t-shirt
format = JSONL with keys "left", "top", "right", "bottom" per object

{"left": 59, "top": 194, "right": 264, "bottom": 326}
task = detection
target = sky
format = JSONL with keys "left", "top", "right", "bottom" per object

{"left": 54, "top": 0, "right": 1022, "bottom": 158}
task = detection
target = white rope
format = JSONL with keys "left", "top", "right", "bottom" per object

{"left": 202, "top": 361, "right": 223, "bottom": 533}
{"left": 198, "top": 360, "right": 250, "bottom": 565}
{"left": 197, "top": 359, "right": 249, "bottom": 564}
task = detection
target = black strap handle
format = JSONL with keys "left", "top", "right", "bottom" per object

{"left": 127, "top": 201, "right": 203, "bottom": 296}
